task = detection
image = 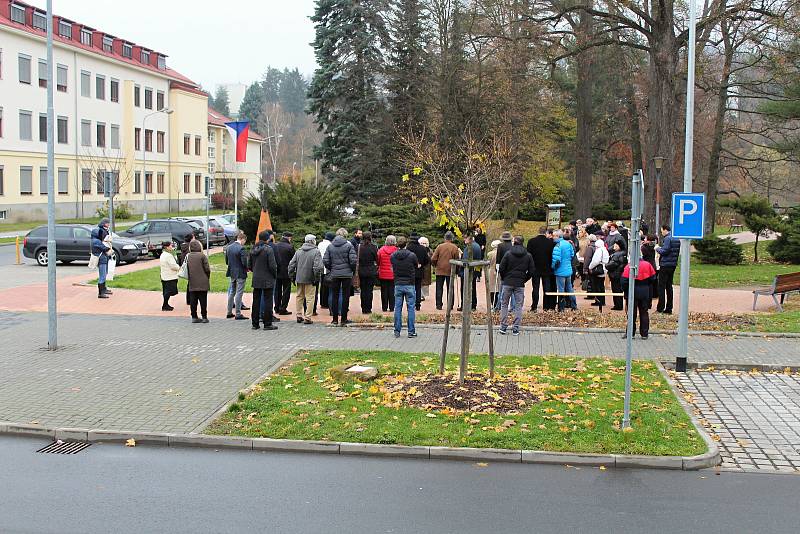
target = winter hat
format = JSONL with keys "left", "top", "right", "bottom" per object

{"left": 324, "top": 231, "right": 335, "bottom": 241}
{"left": 305, "top": 234, "right": 316, "bottom": 245}
{"left": 100, "top": 218, "right": 110, "bottom": 226}
{"left": 589, "top": 234, "right": 597, "bottom": 242}
{"left": 500, "top": 231, "right": 512, "bottom": 241}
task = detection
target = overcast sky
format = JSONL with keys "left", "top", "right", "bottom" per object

{"left": 27, "top": 0, "right": 318, "bottom": 90}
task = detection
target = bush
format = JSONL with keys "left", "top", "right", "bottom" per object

{"left": 210, "top": 193, "right": 234, "bottom": 210}
{"left": 353, "top": 204, "right": 447, "bottom": 247}
{"left": 591, "top": 203, "right": 631, "bottom": 222}
{"left": 767, "top": 207, "right": 800, "bottom": 263}
{"left": 96, "top": 201, "right": 132, "bottom": 220}
{"left": 693, "top": 236, "right": 744, "bottom": 265}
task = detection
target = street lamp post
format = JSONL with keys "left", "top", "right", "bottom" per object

{"left": 142, "top": 108, "right": 173, "bottom": 220}
{"left": 652, "top": 156, "right": 665, "bottom": 241}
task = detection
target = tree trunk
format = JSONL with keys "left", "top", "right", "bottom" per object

{"left": 574, "top": 3, "right": 594, "bottom": 219}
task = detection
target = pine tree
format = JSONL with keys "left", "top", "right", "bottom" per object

{"left": 239, "top": 82, "right": 266, "bottom": 133}
{"left": 262, "top": 67, "right": 283, "bottom": 104}
{"left": 308, "top": 0, "right": 393, "bottom": 200}
{"left": 387, "top": 0, "right": 429, "bottom": 133}
{"left": 212, "top": 86, "right": 230, "bottom": 116}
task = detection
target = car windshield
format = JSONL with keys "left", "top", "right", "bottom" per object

{"left": 187, "top": 222, "right": 202, "bottom": 230}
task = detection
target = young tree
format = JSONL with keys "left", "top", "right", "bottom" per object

{"left": 261, "top": 102, "right": 291, "bottom": 183}
{"left": 718, "top": 194, "right": 778, "bottom": 262}
{"left": 212, "top": 86, "right": 231, "bottom": 116}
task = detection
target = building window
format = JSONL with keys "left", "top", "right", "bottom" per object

{"left": 144, "top": 129, "right": 153, "bottom": 152}
{"left": 134, "top": 127, "right": 141, "bottom": 151}
{"left": 157, "top": 173, "right": 165, "bottom": 194}
{"left": 0, "top": 107, "right": 3, "bottom": 138}
{"left": 133, "top": 171, "right": 141, "bottom": 194}
{"left": 96, "top": 122, "right": 105, "bottom": 148}
{"left": 33, "top": 12, "right": 46, "bottom": 31}
{"left": 95, "top": 75, "right": 105, "bottom": 100}
{"left": 194, "top": 136, "right": 201, "bottom": 156}
{"left": 58, "top": 21, "right": 72, "bottom": 39}
{"left": 110, "top": 79, "right": 119, "bottom": 102}
{"left": 18, "top": 54, "right": 31, "bottom": 84}
{"left": 144, "top": 87, "right": 153, "bottom": 109}
{"left": 80, "top": 70, "right": 90, "bottom": 97}
{"left": 38, "top": 59, "right": 47, "bottom": 87}
{"left": 96, "top": 169, "right": 105, "bottom": 194}
{"left": 58, "top": 168, "right": 68, "bottom": 194}
{"left": 0, "top": 166, "right": 4, "bottom": 195}
{"left": 10, "top": 4, "right": 25, "bottom": 24}
{"left": 156, "top": 91, "right": 165, "bottom": 111}
{"left": 208, "top": 130, "right": 216, "bottom": 144}
{"left": 208, "top": 146, "right": 215, "bottom": 160}
{"left": 39, "top": 114, "right": 47, "bottom": 142}
{"left": 195, "top": 174, "right": 201, "bottom": 193}
{"left": 19, "top": 110, "right": 32, "bottom": 140}
{"left": 57, "top": 116, "right": 67, "bottom": 144}
{"left": 110, "top": 124, "right": 120, "bottom": 149}
{"left": 141, "top": 50, "right": 150, "bottom": 64}
{"left": 81, "top": 120, "right": 90, "bottom": 146}
{"left": 20, "top": 166, "right": 33, "bottom": 194}
{"left": 56, "top": 64, "right": 67, "bottom": 92}
{"left": 134, "top": 85, "right": 140, "bottom": 107}
{"left": 80, "top": 28, "right": 92, "bottom": 46}
{"left": 122, "top": 43, "right": 132, "bottom": 59}
{"left": 39, "top": 167, "right": 47, "bottom": 195}
{"left": 81, "top": 169, "right": 92, "bottom": 194}
{"left": 157, "top": 131, "right": 165, "bottom": 153}
{"left": 208, "top": 162, "right": 215, "bottom": 176}
{"left": 102, "top": 36, "right": 113, "bottom": 52}
{"left": 145, "top": 172, "right": 153, "bottom": 194}
{"left": 183, "top": 135, "right": 190, "bottom": 155}
{"left": 183, "top": 173, "right": 190, "bottom": 193}
{"left": 157, "top": 55, "right": 166, "bottom": 70}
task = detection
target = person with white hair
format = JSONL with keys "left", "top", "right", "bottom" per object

{"left": 289, "top": 234, "right": 324, "bottom": 324}
{"left": 418, "top": 236, "right": 433, "bottom": 301}
{"left": 376, "top": 235, "right": 398, "bottom": 312}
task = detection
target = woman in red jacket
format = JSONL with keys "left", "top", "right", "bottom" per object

{"left": 376, "top": 235, "right": 398, "bottom": 312}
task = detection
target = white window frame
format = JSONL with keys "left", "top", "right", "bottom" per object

{"left": 80, "top": 70, "right": 90, "bottom": 97}
{"left": 20, "top": 166, "right": 33, "bottom": 194}
{"left": 102, "top": 36, "right": 113, "bottom": 53}
{"left": 81, "top": 120, "right": 91, "bottom": 146}
{"left": 10, "top": 4, "right": 26, "bottom": 24}
{"left": 18, "top": 54, "right": 31, "bottom": 84}
{"left": 58, "top": 21, "right": 72, "bottom": 39}
{"left": 80, "top": 28, "right": 92, "bottom": 46}
{"left": 57, "top": 116, "right": 68, "bottom": 144}
{"left": 32, "top": 12, "right": 46, "bottom": 31}
{"left": 19, "top": 110, "right": 32, "bottom": 141}
{"left": 56, "top": 64, "right": 67, "bottom": 92}
{"left": 110, "top": 124, "right": 120, "bottom": 149}
{"left": 58, "top": 168, "right": 68, "bottom": 194}
{"left": 122, "top": 43, "right": 132, "bottom": 59}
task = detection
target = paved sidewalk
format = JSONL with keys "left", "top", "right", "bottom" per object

{"left": 675, "top": 370, "right": 800, "bottom": 473}
{"left": 2, "top": 311, "right": 800, "bottom": 437}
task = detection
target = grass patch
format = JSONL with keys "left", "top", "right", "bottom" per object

{"left": 685, "top": 242, "right": 799, "bottom": 289}
{"left": 0, "top": 237, "right": 19, "bottom": 245}
{"left": 206, "top": 349, "right": 706, "bottom": 456}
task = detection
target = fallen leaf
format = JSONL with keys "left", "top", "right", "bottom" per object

{"left": 599, "top": 466, "right": 606, "bottom": 471}
{"left": 475, "top": 462, "right": 488, "bottom": 468}
{"left": 125, "top": 438, "right": 136, "bottom": 447}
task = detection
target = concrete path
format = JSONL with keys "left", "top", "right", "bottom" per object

{"left": 725, "top": 230, "right": 779, "bottom": 245}
{"left": 1, "top": 311, "right": 799, "bottom": 435}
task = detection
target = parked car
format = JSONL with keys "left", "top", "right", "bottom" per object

{"left": 120, "top": 219, "right": 205, "bottom": 255}
{"left": 207, "top": 215, "right": 238, "bottom": 242}
{"left": 173, "top": 217, "right": 226, "bottom": 246}
{"left": 23, "top": 224, "right": 147, "bottom": 266}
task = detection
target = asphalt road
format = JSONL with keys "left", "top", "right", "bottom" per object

{"left": 1, "top": 436, "right": 799, "bottom": 534}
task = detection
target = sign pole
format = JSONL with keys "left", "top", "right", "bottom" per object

{"left": 622, "top": 170, "right": 644, "bottom": 429}
{"left": 45, "top": 0, "right": 57, "bottom": 350}
{"left": 676, "top": 0, "right": 698, "bottom": 373}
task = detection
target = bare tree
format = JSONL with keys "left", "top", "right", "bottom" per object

{"left": 261, "top": 102, "right": 291, "bottom": 183}
{"left": 79, "top": 147, "right": 136, "bottom": 218}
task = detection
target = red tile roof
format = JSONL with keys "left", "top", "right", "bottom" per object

{"left": 1, "top": 0, "right": 199, "bottom": 87}
{"left": 208, "top": 106, "right": 264, "bottom": 141}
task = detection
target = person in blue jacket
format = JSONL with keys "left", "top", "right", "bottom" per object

{"left": 655, "top": 224, "right": 681, "bottom": 314}
{"left": 91, "top": 218, "right": 112, "bottom": 299}
{"left": 551, "top": 230, "right": 577, "bottom": 311}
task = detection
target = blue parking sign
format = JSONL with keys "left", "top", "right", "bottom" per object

{"left": 671, "top": 193, "right": 706, "bottom": 239}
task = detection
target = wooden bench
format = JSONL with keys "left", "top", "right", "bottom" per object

{"left": 729, "top": 218, "right": 743, "bottom": 231}
{"left": 752, "top": 272, "right": 800, "bottom": 312}
{"left": 546, "top": 292, "right": 624, "bottom": 313}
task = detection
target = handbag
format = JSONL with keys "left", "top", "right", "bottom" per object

{"left": 88, "top": 254, "right": 99, "bottom": 270}
{"left": 178, "top": 253, "right": 190, "bottom": 280}
{"left": 591, "top": 263, "right": 605, "bottom": 276}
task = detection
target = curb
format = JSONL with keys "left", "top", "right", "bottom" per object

{"left": 0, "top": 421, "right": 718, "bottom": 471}
{"left": 662, "top": 361, "right": 800, "bottom": 373}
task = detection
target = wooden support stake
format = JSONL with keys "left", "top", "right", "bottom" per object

{"left": 439, "top": 264, "right": 457, "bottom": 375}
{"left": 460, "top": 262, "right": 473, "bottom": 384}
{"left": 484, "top": 268, "right": 495, "bottom": 379}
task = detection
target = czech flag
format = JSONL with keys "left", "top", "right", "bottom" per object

{"left": 224, "top": 121, "right": 250, "bottom": 163}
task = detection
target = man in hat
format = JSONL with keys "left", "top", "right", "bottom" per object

{"left": 272, "top": 231, "right": 295, "bottom": 315}
{"left": 289, "top": 234, "right": 324, "bottom": 324}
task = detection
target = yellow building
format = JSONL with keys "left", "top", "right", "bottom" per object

{"left": 0, "top": 1, "right": 261, "bottom": 223}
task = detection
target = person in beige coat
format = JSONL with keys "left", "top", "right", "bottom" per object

{"left": 159, "top": 241, "right": 180, "bottom": 311}
{"left": 185, "top": 240, "right": 211, "bottom": 323}
{"left": 485, "top": 239, "right": 501, "bottom": 308}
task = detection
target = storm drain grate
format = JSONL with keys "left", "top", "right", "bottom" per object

{"left": 36, "top": 441, "right": 92, "bottom": 454}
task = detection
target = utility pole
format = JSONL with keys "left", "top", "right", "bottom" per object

{"left": 46, "top": 0, "right": 57, "bottom": 350}
{"left": 622, "top": 170, "right": 644, "bottom": 429}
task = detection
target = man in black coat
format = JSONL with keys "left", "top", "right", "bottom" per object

{"left": 272, "top": 232, "right": 295, "bottom": 315}
{"left": 407, "top": 232, "right": 431, "bottom": 311}
{"left": 250, "top": 230, "right": 278, "bottom": 330}
{"left": 498, "top": 236, "right": 535, "bottom": 334}
{"left": 526, "top": 227, "right": 557, "bottom": 311}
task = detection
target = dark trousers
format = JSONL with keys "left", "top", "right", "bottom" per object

{"left": 414, "top": 278, "right": 423, "bottom": 310}
{"left": 188, "top": 291, "right": 208, "bottom": 319}
{"left": 274, "top": 278, "right": 291, "bottom": 312}
{"left": 610, "top": 276, "right": 624, "bottom": 310}
{"left": 330, "top": 277, "right": 352, "bottom": 321}
{"left": 590, "top": 274, "right": 605, "bottom": 306}
{"left": 380, "top": 279, "right": 395, "bottom": 311}
{"left": 319, "top": 279, "right": 330, "bottom": 308}
{"left": 435, "top": 275, "right": 451, "bottom": 309}
{"left": 359, "top": 275, "right": 376, "bottom": 314}
{"left": 531, "top": 273, "right": 556, "bottom": 311}
{"left": 631, "top": 297, "right": 650, "bottom": 336}
{"left": 657, "top": 267, "right": 676, "bottom": 312}
{"left": 251, "top": 287, "right": 275, "bottom": 327}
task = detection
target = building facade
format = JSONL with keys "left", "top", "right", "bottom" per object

{"left": 0, "top": 1, "right": 263, "bottom": 223}
{"left": 207, "top": 107, "right": 263, "bottom": 202}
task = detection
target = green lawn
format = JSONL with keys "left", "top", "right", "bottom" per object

{"left": 0, "top": 208, "right": 227, "bottom": 233}
{"left": 103, "top": 252, "right": 248, "bottom": 293}
{"left": 685, "top": 242, "right": 799, "bottom": 289}
{"left": 206, "top": 350, "right": 707, "bottom": 457}
{"left": 0, "top": 237, "right": 19, "bottom": 245}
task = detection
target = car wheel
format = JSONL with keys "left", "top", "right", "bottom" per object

{"left": 36, "top": 249, "right": 49, "bottom": 267}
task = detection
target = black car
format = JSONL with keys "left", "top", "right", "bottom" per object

{"left": 120, "top": 219, "right": 205, "bottom": 251}
{"left": 23, "top": 224, "right": 148, "bottom": 266}
{"left": 174, "top": 217, "right": 227, "bottom": 246}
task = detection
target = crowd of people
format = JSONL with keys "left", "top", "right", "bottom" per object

{"left": 90, "top": 216, "right": 682, "bottom": 340}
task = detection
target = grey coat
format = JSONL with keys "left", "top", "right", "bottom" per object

{"left": 323, "top": 236, "right": 357, "bottom": 279}
{"left": 249, "top": 242, "right": 278, "bottom": 289}
{"left": 289, "top": 243, "right": 324, "bottom": 284}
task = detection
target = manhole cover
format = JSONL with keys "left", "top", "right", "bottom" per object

{"left": 36, "top": 441, "right": 91, "bottom": 454}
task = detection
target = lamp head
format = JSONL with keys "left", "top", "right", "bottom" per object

{"left": 653, "top": 156, "right": 666, "bottom": 171}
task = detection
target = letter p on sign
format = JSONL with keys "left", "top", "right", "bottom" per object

{"left": 671, "top": 192, "right": 706, "bottom": 239}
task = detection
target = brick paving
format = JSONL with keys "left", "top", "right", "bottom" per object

{"left": 674, "top": 370, "right": 800, "bottom": 473}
